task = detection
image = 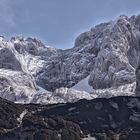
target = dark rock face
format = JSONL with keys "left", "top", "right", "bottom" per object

{"left": 0, "top": 47, "right": 22, "bottom": 71}
{"left": 0, "top": 98, "right": 25, "bottom": 130}
{"left": 136, "top": 63, "right": 140, "bottom": 96}
{"left": 0, "top": 96, "right": 140, "bottom": 140}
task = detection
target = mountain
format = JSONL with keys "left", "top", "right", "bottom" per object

{"left": 0, "top": 96, "right": 140, "bottom": 140}
{"left": 0, "top": 15, "right": 140, "bottom": 104}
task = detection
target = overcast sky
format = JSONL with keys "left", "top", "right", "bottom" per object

{"left": 0, "top": 0, "right": 140, "bottom": 49}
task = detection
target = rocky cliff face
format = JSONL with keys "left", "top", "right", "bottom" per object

{"left": 35, "top": 15, "right": 140, "bottom": 91}
{"left": 0, "top": 15, "right": 140, "bottom": 104}
{"left": 0, "top": 96, "right": 140, "bottom": 140}
{"left": 135, "top": 61, "right": 140, "bottom": 96}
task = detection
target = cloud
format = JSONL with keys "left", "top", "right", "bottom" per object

{"left": 0, "top": 0, "right": 15, "bottom": 29}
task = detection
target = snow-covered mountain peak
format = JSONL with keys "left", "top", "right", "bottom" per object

{"left": 0, "top": 15, "right": 140, "bottom": 104}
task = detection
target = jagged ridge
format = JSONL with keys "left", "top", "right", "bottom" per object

{"left": 0, "top": 15, "right": 140, "bottom": 104}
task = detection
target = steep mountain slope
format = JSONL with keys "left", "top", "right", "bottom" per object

{"left": 0, "top": 15, "right": 140, "bottom": 103}
{"left": 0, "top": 96, "right": 140, "bottom": 140}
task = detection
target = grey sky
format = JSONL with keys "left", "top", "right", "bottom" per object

{"left": 0, "top": 0, "right": 140, "bottom": 49}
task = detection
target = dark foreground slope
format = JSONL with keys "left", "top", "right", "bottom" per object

{"left": 0, "top": 96, "right": 140, "bottom": 140}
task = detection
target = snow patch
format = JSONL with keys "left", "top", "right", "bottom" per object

{"left": 72, "top": 76, "right": 93, "bottom": 93}
{"left": 58, "top": 134, "right": 61, "bottom": 138}
{"left": 17, "top": 110, "right": 28, "bottom": 124}
{"left": 68, "top": 107, "right": 76, "bottom": 111}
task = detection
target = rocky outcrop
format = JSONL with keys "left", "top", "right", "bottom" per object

{"left": 0, "top": 15, "right": 140, "bottom": 103}
{"left": 136, "top": 62, "right": 140, "bottom": 96}
{"left": 0, "top": 96, "right": 140, "bottom": 140}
